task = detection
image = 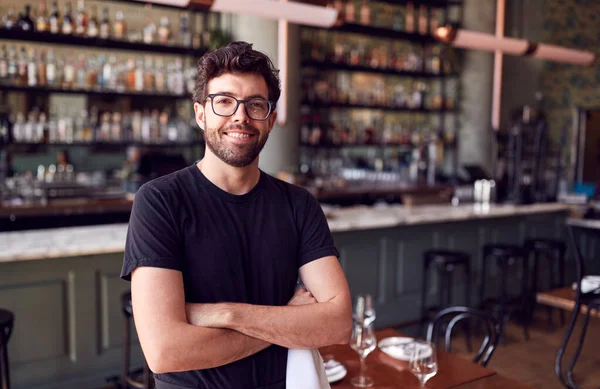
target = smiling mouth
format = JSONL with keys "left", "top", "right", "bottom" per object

{"left": 224, "top": 132, "right": 255, "bottom": 139}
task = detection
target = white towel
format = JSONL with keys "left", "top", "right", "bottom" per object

{"left": 286, "top": 348, "right": 331, "bottom": 389}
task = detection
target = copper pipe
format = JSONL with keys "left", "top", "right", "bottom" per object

{"left": 491, "top": 0, "right": 505, "bottom": 132}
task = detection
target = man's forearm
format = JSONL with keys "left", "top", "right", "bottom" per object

{"left": 188, "top": 298, "right": 351, "bottom": 349}
{"left": 154, "top": 324, "right": 270, "bottom": 373}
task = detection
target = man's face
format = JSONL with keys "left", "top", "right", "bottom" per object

{"left": 193, "top": 72, "right": 277, "bottom": 168}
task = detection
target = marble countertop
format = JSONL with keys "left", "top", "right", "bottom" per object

{"left": 0, "top": 202, "right": 571, "bottom": 263}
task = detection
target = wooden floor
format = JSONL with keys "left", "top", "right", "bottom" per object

{"left": 444, "top": 309, "right": 600, "bottom": 389}
{"left": 100, "top": 310, "right": 600, "bottom": 389}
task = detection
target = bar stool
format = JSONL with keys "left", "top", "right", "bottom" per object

{"left": 122, "top": 292, "right": 153, "bottom": 389}
{"left": 0, "top": 309, "right": 14, "bottom": 389}
{"left": 524, "top": 238, "right": 567, "bottom": 330}
{"left": 420, "top": 250, "right": 472, "bottom": 349}
{"left": 479, "top": 244, "right": 531, "bottom": 344}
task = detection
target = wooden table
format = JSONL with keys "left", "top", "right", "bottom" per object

{"left": 537, "top": 287, "right": 600, "bottom": 318}
{"left": 450, "top": 374, "right": 535, "bottom": 388}
{"left": 320, "top": 328, "right": 498, "bottom": 389}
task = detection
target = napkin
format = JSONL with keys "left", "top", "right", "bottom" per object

{"left": 572, "top": 275, "right": 600, "bottom": 293}
{"left": 286, "top": 348, "right": 331, "bottom": 389}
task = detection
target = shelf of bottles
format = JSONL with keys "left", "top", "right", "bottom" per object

{"left": 0, "top": 107, "right": 203, "bottom": 150}
{"left": 0, "top": 1, "right": 218, "bottom": 54}
{"left": 299, "top": 0, "right": 461, "bottom": 186}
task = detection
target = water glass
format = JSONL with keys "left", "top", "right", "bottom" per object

{"left": 409, "top": 340, "right": 438, "bottom": 388}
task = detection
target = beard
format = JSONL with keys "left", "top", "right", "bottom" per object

{"left": 203, "top": 120, "right": 269, "bottom": 168}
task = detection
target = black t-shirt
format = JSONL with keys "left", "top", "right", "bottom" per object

{"left": 121, "top": 165, "right": 339, "bottom": 389}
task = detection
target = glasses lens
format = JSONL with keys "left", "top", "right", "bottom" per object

{"left": 246, "top": 98, "right": 270, "bottom": 120}
{"left": 211, "top": 95, "right": 237, "bottom": 116}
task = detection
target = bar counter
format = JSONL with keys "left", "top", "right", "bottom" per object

{"left": 0, "top": 202, "right": 573, "bottom": 389}
{"left": 0, "top": 202, "right": 570, "bottom": 263}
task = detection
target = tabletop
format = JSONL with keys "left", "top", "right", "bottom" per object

{"left": 450, "top": 374, "right": 535, "bottom": 389}
{"left": 319, "top": 328, "right": 496, "bottom": 389}
{"left": 537, "top": 287, "right": 600, "bottom": 318}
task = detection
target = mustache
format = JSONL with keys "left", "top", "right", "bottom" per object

{"left": 222, "top": 124, "right": 260, "bottom": 135}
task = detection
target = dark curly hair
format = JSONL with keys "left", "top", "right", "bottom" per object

{"left": 193, "top": 41, "right": 281, "bottom": 105}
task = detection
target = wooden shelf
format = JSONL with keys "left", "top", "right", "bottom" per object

{"left": 7, "top": 140, "right": 204, "bottom": 151}
{"left": 0, "top": 84, "right": 190, "bottom": 100}
{"left": 306, "top": 23, "right": 438, "bottom": 44}
{"left": 300, "top": 142, "right": 414, "bottom": 150}
{"left": 371, "top": 0, "right": 463, "bottom": 7}
{"left": 0, "top": 28, "right": 207, "bottom": 56}
{"left": 301, "top": 101, "right": 455, "bottom": 113}
{"left": 302, "top": 60, "right": 456, "bottom": 78}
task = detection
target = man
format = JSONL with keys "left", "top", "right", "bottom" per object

{"left": 121, "top": 41, "right": 352, "bottom": 389}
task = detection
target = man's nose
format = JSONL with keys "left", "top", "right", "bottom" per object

{"left": 232, "top": 102, "right": 250, "bottom": 122}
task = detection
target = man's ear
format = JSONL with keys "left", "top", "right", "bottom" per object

{"left": 267, "top": 111, "right": 278, "bottom": 133}
{"left": 193, "top": 102, "right": 205, "bottom": 130}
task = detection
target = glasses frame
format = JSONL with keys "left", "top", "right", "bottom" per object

{"left": 206, "top": 94, "right": 275, "bottom": 121}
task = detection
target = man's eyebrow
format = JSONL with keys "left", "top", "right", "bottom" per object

{"left": 211, "top": 91, "right": 269, "bottom": 100}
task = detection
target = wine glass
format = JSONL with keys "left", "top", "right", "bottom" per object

{"left": 409, "top": 340, "right": 438, "bottom": 388}
{"left": 353, "top": 294, "right": 376, "bottom": 326}
{"left": 350, "top": 321, "right": 376, "bottom": 388}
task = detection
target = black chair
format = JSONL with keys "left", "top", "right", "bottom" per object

{"left": 479, "top": 244, "right": 531, "bottom": 343}
{"left": 524, "top": 238, "right": 567, "bottom": 330}
{"left": 555, "top": 225, "right": 600, "bottom": 389}
{"left": 0, "top": 309, "right": 14, "bottom": 389}
{"left": 122, "top": 292, "right": 153, "bottom": 389}
{"left": 420, "top": 250, "right": 472, "bottom": 351}
{"left": 426, "top": 306, "right": 499, "bottom": 367}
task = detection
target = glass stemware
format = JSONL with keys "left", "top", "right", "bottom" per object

{"left": 409, "top": 340, "right": 438, "bottom": 388}
{"left": 349, "top": 320, "right": 376, "bottom": 388}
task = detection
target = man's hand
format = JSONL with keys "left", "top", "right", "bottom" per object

{"left": 288, "top": 287, "right": 317, "bottom": 306}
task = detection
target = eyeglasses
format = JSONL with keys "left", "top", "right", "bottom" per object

{"left": 206, "top": 94, "right": 275, "bottom": 121}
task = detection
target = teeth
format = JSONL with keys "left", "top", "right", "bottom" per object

{"left": 227, "top": 133, "right": 251, "bottom": 139}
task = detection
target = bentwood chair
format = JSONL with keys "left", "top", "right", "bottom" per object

{"left": 426, "top": 306, "right": 500, "bottom": 367}
{"left": 555, "top": 224, "right": 600, "bottom": 389}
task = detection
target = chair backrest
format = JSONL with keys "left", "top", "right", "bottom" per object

{"left": 426, "top": 306, "right": 499, "bottom": 367}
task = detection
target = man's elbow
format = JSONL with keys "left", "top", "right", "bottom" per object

{"left": 144, "top": 344, "right": 174, "bottom": 374}
{"left": 336, "top": 314, "right": 353, "bottom": 345}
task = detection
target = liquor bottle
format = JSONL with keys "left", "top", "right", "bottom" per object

{"left": 113, "top": 11, "right": 126, "bottom": 40}
{"left": 7, "top": 47, "right": 17, "bottom": 83}
{"left": 75, "top": 0, "right": 88, "bottom": 36}
{"left": 134, "top": 58, "right": 144, "bottom": 92}
{"left": 418, "top": 5, "right": 428, "bottom": 35}
{"left": 154, "top": 58, "right": 165, "bottom": 92}
{"left": 62, "top": 54, "right": 75, "bottom": 89}
{"left": 18, "top": 4, "right": 35, "bottom": 32}
{"left": 0, "top": 46, "right": 8, "bottom": 81}
{"left": 359, "top": 0, "right": 371, "bottom": 26}
{"left": 36, "top": 1, "right": 49, "bottom": 32}
{"left": 99, "top": 8, "right": 110, "bottom": 39}
{"left": 46, "top": 48, "right": 56, "bottom": 86}
{"left": 62, "top": 2, "right": 74, "bottom": 35}
{"left": 143, "top": 57, "right": 154, "bottom": 91}
{"left": 27, "top": 48, "right": 37, "bottom": 86}
{"left": 405, "top": 2, "right": 414, "bottom": 33}
{"left": 172, "top": 58, "right": 184, "bottom": 95}
{"left": 344, "top": 0, "right": 356, "bottom": 23}
{"left": 111, "top": 112, "right": 122, "bottom": 141}
{"left": 143, "top": 17, "right": 156, "bottom": 44}
{"left": 99, "top": 111, "right": 111, "bottom": 141}
{"left": 87, "top": 5, "right": 99, "bottom": 37}
{"left": 48, "top": 1, "right": 60, "bottom": 33}
{"left": 38, "top": 50, "right": 47, "bottom": 86}
{"left": 180, "top": 12, "right": 192, "bottom": 47}
{"left": 87, "top": 57, "right": 97, "bottom": 89}
{"left": 2, "top": 8, "right": 16, "bottom": 29}
{"left": 126, "top": 58, "right": 136, "bottom": 90}
{"left": 158, "top": 16, "right": 171, "bottom": 45}
{"left": 76, "top": 54, "right": 86, "bottom": 89}
{"left": 430, "top": 9, "right": 438, "bottom": 33}
{"left": 17, "top": 47, "right": 28, "bottom": 86}
{"left": 392, "top": 7, "right": 405, "bottom": 31}
{"left": 102, "top": 55, "right": 114, "bottom": 89}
